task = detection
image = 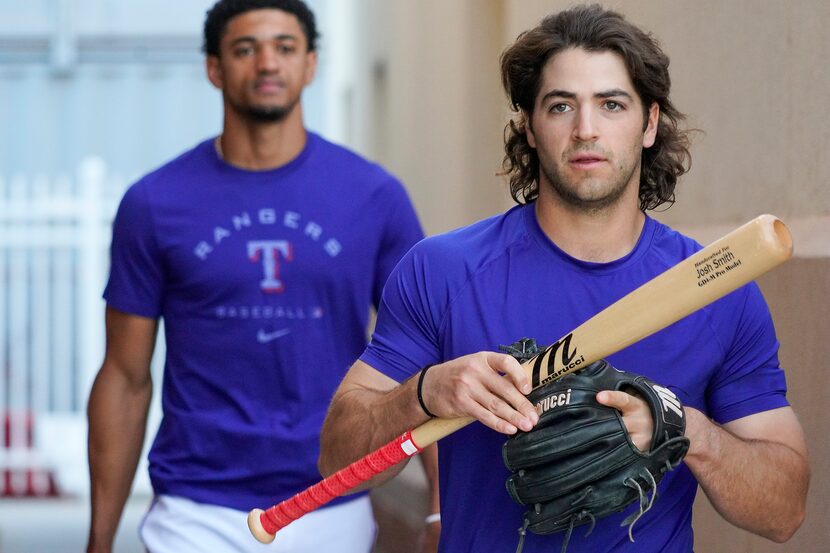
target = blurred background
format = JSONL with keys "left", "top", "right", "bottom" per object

{"left": 0, "top": 0, "right": 827, "bottom": 552}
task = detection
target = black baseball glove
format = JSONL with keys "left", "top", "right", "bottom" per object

{"left": 502, "top": 359, "right": 689, "bottom": 550}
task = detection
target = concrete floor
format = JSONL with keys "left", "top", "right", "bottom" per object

{"left": 0, "top": 494, "right": 149, "bottom": 553}
{"left": 0, "top": 459, "right": 429, "bottom": 553}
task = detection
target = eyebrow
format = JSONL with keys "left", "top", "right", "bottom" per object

{"left": 540, "top": 88, "right": 635, "bottom": 103}
{"left": 230, "top": 34, "right": 299, "bottom": 47}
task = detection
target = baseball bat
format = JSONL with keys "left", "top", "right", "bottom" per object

{"left": 248, "top": 214, "right": 792, "bottom": 543}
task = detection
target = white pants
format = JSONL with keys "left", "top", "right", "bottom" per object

{"left": 140, "top": 494, "right": 377, "bottom": 553}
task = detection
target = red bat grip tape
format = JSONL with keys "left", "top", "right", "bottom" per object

{"left": 260, "top": 431, "right": 421, "bottom": 534}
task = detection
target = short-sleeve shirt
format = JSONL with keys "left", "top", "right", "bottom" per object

{"left": 361, "top": 204, "right": 787, "bottom": 552}
{"left": 104, "top": 132, "right": 423, "bottom": 510}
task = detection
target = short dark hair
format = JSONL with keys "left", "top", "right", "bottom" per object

{"left": 500, "top": 4, "right": 692, "bottom": 210}
{"left": 203, "top": 0, "right": 319, "bottom": 56}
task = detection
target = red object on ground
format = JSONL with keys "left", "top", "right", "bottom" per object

{"left": 2, "top": 410, "right": 60, "bottom": 497}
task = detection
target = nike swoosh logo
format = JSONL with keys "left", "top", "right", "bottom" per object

{"left": 257, "top": 328, "right": 291, "bottom": 343}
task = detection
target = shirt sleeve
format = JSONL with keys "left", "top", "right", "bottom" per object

{"left": 102, "top": 181, "right": 165, "bottom": 318}
{"left": 706, "top": 283, "right": 789, "bottom": 424}
{"left": 371, "top": 176, "right": 424, "bottom": 309}
{"left": 361, "top": 242, "right": 445, "bottom": 383}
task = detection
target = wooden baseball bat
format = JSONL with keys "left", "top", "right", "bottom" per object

{"left": 248, "top": 214, "right": 792, "bottom": 543}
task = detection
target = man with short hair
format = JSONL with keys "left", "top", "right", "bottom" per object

{"left": 318, "top": 5, "right": 809, "bottom": 552}
{"left": 86, "top": 1, "right": 428, "bottom": 552}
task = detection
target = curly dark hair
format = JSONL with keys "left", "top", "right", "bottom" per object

{"left": 500, "top": 4, "right": 691, "bottom": 210}
{"left": 203, "top": 0, "right": 319, "bottom": 56}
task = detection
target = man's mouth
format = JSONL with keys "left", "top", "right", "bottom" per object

{"left": 254, "top": 79, "right": 286, "bottom": 94}
{"left": 568, "top": 152, "right": 606, "bottom": 168}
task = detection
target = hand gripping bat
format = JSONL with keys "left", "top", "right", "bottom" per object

{"left": 248, "top": 214, "right": 793, "bottom": 543}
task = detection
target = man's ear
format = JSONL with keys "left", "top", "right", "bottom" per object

{"left": 206, "top": 55, "right": 223, "bottom": 90}
{"left": 304, "top": 50, "right": 318, "bottom": 87}
{"left": 643, "top": 102, "right": 659, "bottom": 148}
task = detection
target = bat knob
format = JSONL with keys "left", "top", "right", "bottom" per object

{"left": 247, "top": 509, "right": 276, "bottom": 544}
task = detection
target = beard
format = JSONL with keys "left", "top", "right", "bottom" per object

{"left": 228, "top": 94, "right": 299, "bottom": 123}
{"left": 244, "top": 101, "right": 296, "bottom": 123}
{"left": 539, "top": 146, "right": 641, "bottom": 212}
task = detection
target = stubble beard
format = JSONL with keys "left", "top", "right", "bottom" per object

{"left": 540, "top": 147, "right": 641, "bottom": 213}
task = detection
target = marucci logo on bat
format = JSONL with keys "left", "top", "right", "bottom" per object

{"left": 531, "top": 333, "right": 585, "bottom": 387}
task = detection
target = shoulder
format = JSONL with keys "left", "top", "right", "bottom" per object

{"left": 127, "top": 139, "right": 213, "bottom": 196}
{"left": 646, "top": 217, "right": 705, "bottom": 263}
{"left": 648, "top": 218, "right": 772, "bottom": 338}
{"left": 647, "top": 217, "right": 763, "bottom": 302}
{"left": 307, "top": 132, "right": 405, "bottom": 192}
{"left": 369, "top": 207, "right": 532, "bottom": 365}
{"left": 401, "top": 205, "right": 532, "bottom": 285}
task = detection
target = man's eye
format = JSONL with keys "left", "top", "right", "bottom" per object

{"left": 278, "top": 45, "right": 296, "bottom": 54}
{"left": 234, "top": 46, "right": 254, "bottom": 57}
{"left": 605, "top": 101, "right": 623, "bottom": 112}
{"left": 550, "top": 103, "right": 571, "bottom": 113}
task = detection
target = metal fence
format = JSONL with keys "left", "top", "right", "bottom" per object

{"left": 0, "top": 158, "right": 159, "bottom": 497}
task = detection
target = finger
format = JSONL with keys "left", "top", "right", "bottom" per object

{"left": 459, "top": 378, "right": 526, "bottom": 433}
{"left": 487, "top": 352, "right": 532, "bottom": 395}
{"left": 487, "top": 379, "right": 538, "bottom": 430}
{"left": 596, "top": 390, "right": 635, "bottom": 413}
{"left": 466, "top": 399, "right": 519, "bottom": 435}
{"left": 598, "top": 390, "right": 653, "bottom": 450}
{"left": 470, "top": 387, "right": 536, "bottom": 432}
{"left": 482, "top": 355, "right": 538, "bottom": 427}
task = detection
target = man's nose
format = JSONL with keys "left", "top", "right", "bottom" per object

{"left": 573, "top": 108, "right": 599, "bottom": 142}
{"left": 256, "top": 47, "right": 280, "bottom": 73}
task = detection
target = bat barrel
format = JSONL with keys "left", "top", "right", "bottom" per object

{"left": 526, "top": 214, "right": 793, "bottom": 386}
{"left": 765, "top": 215, "right": 793, "bottom": 257}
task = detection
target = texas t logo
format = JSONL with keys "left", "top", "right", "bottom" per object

{"left": 248, "top": 240, "right": 293, "bottom": 293}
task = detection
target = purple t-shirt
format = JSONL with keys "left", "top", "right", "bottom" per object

{"left": 362, "top": 204, "right": 787, "bottom": 552}
{"left": 104, "top": 132, "right": 423, "bottom": 510}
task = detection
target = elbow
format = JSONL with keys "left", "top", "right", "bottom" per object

{"left": 317, "top": 451, "right": 336, "bottom": 478}
{"left": 317, "top": 425, "right": 336, "bottom": 478}
{"left": 766, "top": 507, "right": 806, "bottom": 543}
{"left": 767, "top": 463, "right": 811, "bottom": 543}
{"left": 766, "top": 527, "right": 797, "bottom": 544}
{"left": 317, "top": 414, "right": 347, "bottom": 478}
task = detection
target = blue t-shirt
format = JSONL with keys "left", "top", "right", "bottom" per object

{"left": 104, "top": 132, "right": 423, "bottom": 511}
{"left": 362, "top": 204, "right": 787, "bottom": 552}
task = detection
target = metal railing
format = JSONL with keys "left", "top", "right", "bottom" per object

{"left": 0, "top": 157, "right": 160, "bottom": 496}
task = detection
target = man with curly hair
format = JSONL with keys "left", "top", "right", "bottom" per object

{"left": 319, "top": 5, "right": 809, "bottom": 552}
{"left": 86, "top": 1, "right": 430, "bottom": 552}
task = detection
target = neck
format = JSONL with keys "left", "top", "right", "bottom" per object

{"left": 535, "top": 184, "right": 645, "bottom": 263}
{"left": 217, "top": 104, "right": 307, "bottom": 170}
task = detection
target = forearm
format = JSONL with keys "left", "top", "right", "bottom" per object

{"left": 319, "top": 352, "right": 537, "bottom": 492}
{"left": 86, "top": 367, "right": 152, "bottom": 552}
{"left": 684, "top": 407, "right": 809, "bottom": 542}
{"left": 319, "top": 371, "right": 430, "bottom": 490}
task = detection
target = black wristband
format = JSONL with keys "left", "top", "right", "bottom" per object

{"left": 416, "top": 365, "right": 436, "bottom": 418}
